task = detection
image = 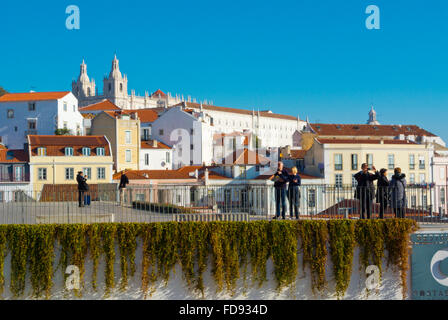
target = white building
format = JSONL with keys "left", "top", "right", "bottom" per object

{"left": 0, "top": 91, "right": 84, "bottom": 149}
{"left": 151, "top": 107, "right": 214, "bottom": 167}
{"left": 72, "top": 56, "right": 188, "bottom": 109}
{"left": 140, "top": 139, "right": 174, "bottom": 170}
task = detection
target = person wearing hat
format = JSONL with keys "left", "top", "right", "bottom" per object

{"left": 76, "top": 171, "right": 89, "bottom": 207}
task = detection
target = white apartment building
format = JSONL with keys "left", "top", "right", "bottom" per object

{"left": 139, "top": 139, "right": 173, "bottom": 170}
{"left": 0, "top": 91, "right": 84, "bottom": 149}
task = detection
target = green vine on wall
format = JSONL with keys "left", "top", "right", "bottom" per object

{"left": 298, "top": 221, "right": 328, "bottom": 293}
{"left": 0, "top": 221, "right": 417, "bottom": 299}
{"left": 327, "top": 220, "right": 356, "bottom": 299}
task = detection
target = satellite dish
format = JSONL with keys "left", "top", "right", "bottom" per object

{"left": 161, "top": 161, "right": 166, "bottom": 167}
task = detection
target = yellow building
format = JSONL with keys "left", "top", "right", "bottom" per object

{"left": 90, "top": 110, "right": 140, "bottom": 172}
{"left": 304, "top": 138, "right": 433, "bottom": 186}
{"left": 28, "top": 135, "right": 114, "bottom": 191}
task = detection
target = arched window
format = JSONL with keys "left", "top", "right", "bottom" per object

{"left": 120, "top": 83, "right": 123, "bottom": 92}
{"left": 108, "top": 83, "right": 112, "bottom": 92}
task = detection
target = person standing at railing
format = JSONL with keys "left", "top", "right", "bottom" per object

{"left": 288, "top": 166, "right": 301, "bottom": 220}
{"left": 390, "top": 167, "right": 407, "bottom": 218}
{"left": 119, "top": 172, "right": 129, "bottom": 206}
{"left": 273, "top": 161, "right": 289, "bottom": 220}
{"left": 354, "top": 163, "right": 378, "bottom": 219}
{"left": 76, "top": 171, "right": 89, "bottom": 207}
{"left": 376, "top": 168, "right": 390, "bottom": 219}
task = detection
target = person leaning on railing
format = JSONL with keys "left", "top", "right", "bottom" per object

{"left": 273, "top": 161, "right": 289, "bottom": 220}
{"left": 354, "top": 163, "right": 378, "bottom": 219}
{"left": 119, "top": 172, "right": 129, "bottom": 206}
{"left": 389, "top": 167, "right": 407, "bottom": 218}
{"left": 288, "top": 166, "right": 301, "bottom": 220}
{"left": 375, "top": 168, "right": 390, "bottom": 219}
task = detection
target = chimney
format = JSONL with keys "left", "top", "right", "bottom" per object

{"left": 152, "top": 140, "right": 157, "bottom": 148}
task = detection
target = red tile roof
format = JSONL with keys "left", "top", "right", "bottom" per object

{"left": 316, "top": 138, "right": 418, "bottom": 145}
{"left": 113, "top": 166, "right": 229, "bottom": 180}
{"left": 223, "top": 149, "right": 270, "bottom": 165}
{"left": 79, "top": 99, "right": 121, "bottom": 111}
{"left": 133, "top": 109, "right": 158, "bottom": 123}
{"left": 0, "top": 91, "right": 70, "bottom": 102}
{"left": 0, "top": 149, "right": 29, "bottom": 163}
{"left": 310, "top": 123, "right": 436, "bottom": 137}
{"left": 141, "top": 140, "right": 172, "bottom": 150}
{"left": 28, "top": 135, "right": 110, "bottom": 156}
{"left": 151, "top": 89, "right": 167, "bottom": 97}
{"left": 175, "top": 102, "right": 298, "bottom": 121}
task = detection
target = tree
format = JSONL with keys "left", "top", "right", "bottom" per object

{"left": 0, "top": 86, "right": 7, "bottom": 97}
{"left": 55, "top": 128, "right": 73, "bottom": 135}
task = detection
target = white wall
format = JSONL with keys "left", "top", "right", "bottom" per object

{"left": 0, "top": 93, "right": 83, "bottom": 149}
{"left": 139, "top": 148, "right": 173, "bottom": 170}
{"left": 0, "top": 239, "right": 409, "bottom": 300}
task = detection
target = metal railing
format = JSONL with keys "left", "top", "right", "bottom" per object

{"left": 0, "top": 184, "right": 446, "bottom": 224}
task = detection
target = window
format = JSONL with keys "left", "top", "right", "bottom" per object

{"left": 159, "top": 129, "right": 164, "bottom": 136}
{"left": 308, "top": 189, "right": 316, "bottom": 208}
{"left": 419, "top": 155, "right": 425, "bottom": 169}
{"left": 0, "top": 191, "right": 3, "bottom": 202}
{"left": 166, "top": 152, "right": 170, "bottom": 163}
{"left": 14, "top": 166, "right": 23, "bottom": 182}
{"left": 65, "top": 147, "right": 74, "bottom": 156}
{"left": 441, "top": 188, "right": 446, "bottom": 205}
{"left": 63, "top": 122, "right": 68, "bottom": 129}
{"left": 409, "top": 154, "right": 415, "bottom": 170}
{"left": 73, "top": 105, "right": 76, "bottom": 112}
{"left": 125, "top": 150, "right": 131, "bottom": 162}
{"left": 38, "top": 168, "right": 47, "bottom": 180}
{"left": 96, "top": 147, "right": 105, "bottom": 156}
{"left": 97, "top": 167, "right": 106, "bottom": 180}
{"left": 82, "top": 147, "right": 91, "bottom": 156}
{"left": 334, "top": 154, "right": 343, "bottom": 170}
{"left": 28, "top": 102, "right": 36, "bottom": 111}
{"left": 388, "top": 154, "right": 395, "bottom": 169}
{"left": 63, "top": 103, "right": 67, "bottom": 112}
{"left": 420, "top": 173, "right": 426, "bottom": 183}
{"left": 351, "top": 154, "right": 358, "bottom": 170}
{"left": 37, "top": 147, "right": 46, "bottom": 156}
{"left": 143, "top": 129, "right": 150, "bottom": 141}
{"left": 125, "top": 131, "right": 131, "bottom": 144}
{"left": 120, "top": 83, "right": 123, "bottom": 92}
{"left": 145, "top": 154, "right": 150, "bottom": 166}
{"left": 28, "top": 120, "right": 36, "bottom": 130}
{"left": 82, "top": 168, "right": 91, "bottom": 179}
{"left": 7, "top": 109, "right": 13, "bottom": 118}
{"left": 410, "top": 173, "right": 415, "bottom": 184}
{"left": 108, "top": 83, "right": 112, "bottom": 92}
{"left": 335, "top": 174, "right": 343, "bottom": 187}
{"left": 65, "top": 168, "right": 74, "bottom": 180}
{"left": 422, "top": 195, "right": 428, "bottom": 209}
{"left": 366, "top": 154, "right": 373, "bottom": 168}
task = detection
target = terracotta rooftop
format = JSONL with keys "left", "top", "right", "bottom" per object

{"left": 310, "top": 123, "right": 436, "bottom": 137}
{"left": 28, "top": 135, "right": 110, "bottom": 157}
{"left": 223, "top": 149, "right": 270, "bottom": 165}
{"left": 79, "top": 99, "right": 121, "bottom": 112}
{"left": 151, "top": 89, "right": 167, "bottom": 98}
{"left": 133, "top": 109, "right": 158, "bottom": 123}
{"left": 113, "top": 166, "right": 229, "bottom": 181}
{"left": 141, "top": 140, "right": 172, "bottom": 150}
{"left": 0, "top": 91, "right": 71, "bottom": 102}
{"left": 174, "top": 102, "right": 298, "bottom": 121}
{"left": 316, "top": 138, "right": 418, "bottom": 145}
{"left": 287, "top": 149, "right": 307, "bottom": 159}
{"left": 0, "top": 149, "right": 29, "bottom": 163}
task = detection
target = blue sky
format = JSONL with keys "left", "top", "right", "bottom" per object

{"left": 1, "top": 0, "right": 447, "bottom": 141}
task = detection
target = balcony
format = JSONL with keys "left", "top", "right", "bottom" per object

{"left": 0, "top": 172, "right": 30, "bottom": 183}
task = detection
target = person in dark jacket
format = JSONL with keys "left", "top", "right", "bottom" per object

{"left": 288, "top": 166, "right": 301, "bottom": 219}
{"left": 273, "top": 161, "right": 289, "bottom": 220}
{"left": 119, "top": 172, "right": 130, "bottom": 206}
{"left": 76, "top": 171, "right": 89, "bottom": 207}
{"left": 354, "top": 163, "right": 378, "bottom": 219}
{"left": 376, "top": 168, "right": 390, "bottom": 219}
{"left": 390, "top": 167, "right": 407, "bottom": 218}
